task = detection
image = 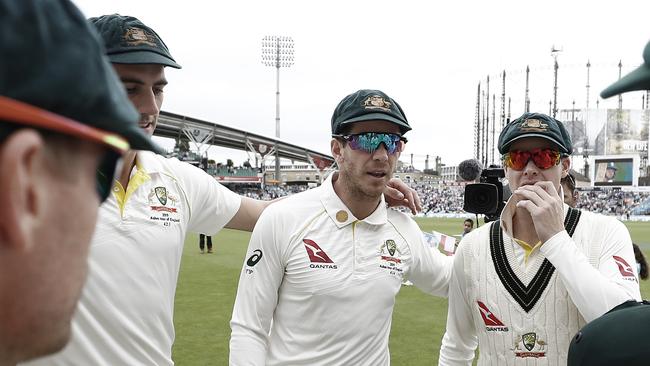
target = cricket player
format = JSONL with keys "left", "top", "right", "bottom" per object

{"left": 439, "top": 112, "right": 641, "bottom": 365}
{"left": 230, "top": 89, "right": 452, "bottom": 365}
{"left": 0, "top": 0, "right": 159, "bottom": 363}
{"left": 23, "top": 16, "right": 421, "bottom": 365}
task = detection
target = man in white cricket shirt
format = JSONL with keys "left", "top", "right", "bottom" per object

{"left": 230, "top": 89, "right": 453, "bottom": 365}
{"left": 439, "top": 112, "right": 641, "bottom": 365}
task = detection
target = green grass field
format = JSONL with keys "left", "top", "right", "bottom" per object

{"left": 172, "top": 218, "right": 650, "bottom": 365}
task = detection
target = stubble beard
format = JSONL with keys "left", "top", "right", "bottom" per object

{"left": 339, "top": 165, "right": 388, "bottom": 202}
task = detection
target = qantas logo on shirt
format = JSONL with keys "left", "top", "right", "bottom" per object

{"left": 613, "top": 255, "right": 638, "bottom": 282}
{"left": 477, "top": 301, "right": 509, "bottom": 332}
{"left": 303, "top": 239, "right": 337, "bottom": 269}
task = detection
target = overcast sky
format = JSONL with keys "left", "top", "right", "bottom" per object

{"left": 73, "top": 0, "right": 650, "bottom": 168}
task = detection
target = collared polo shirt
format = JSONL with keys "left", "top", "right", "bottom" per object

{"left": 230, "top": 172, "right": 451, "bottom": 366}
{"left": 23, "top": 151, "right": 241, "bottom": 366}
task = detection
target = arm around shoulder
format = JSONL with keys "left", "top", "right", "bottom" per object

{"left": 225, "top": 197, "right": 270, "bottom": 232}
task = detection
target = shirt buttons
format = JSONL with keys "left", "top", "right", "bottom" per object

{"left": 113, "top": 187, "right": 120, "bottom": 192}
{"left": 336, "top": 210, "right": 348, "bottom": 222}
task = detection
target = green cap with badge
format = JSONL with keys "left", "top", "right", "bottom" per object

{"left": 331, "top": 89, "right": 411, "bottom": 135}
{"left": 0, "top": 0, "right": 161, "bottom": 154}
{"left": 498, "top": 112, "right": 573, "bottom": 155}
{"left": 90, "top": 14, "right": 181, "bottom": 69}
{"left": 601, "top": 40, "right": 650, "bottom": 98}
{"left": 568, "top": 300, "right": 650, "bottom": 366}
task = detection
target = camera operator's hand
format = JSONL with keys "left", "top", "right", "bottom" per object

{"left": 514, "top": 181, "right": 565, "bottom": 243}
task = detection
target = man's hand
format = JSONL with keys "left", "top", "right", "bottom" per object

{"left": 384, "top": 178, "right": 422, "bottom": 215}
{"left": 514, "top": 181, "right": 565, "bottom": 243}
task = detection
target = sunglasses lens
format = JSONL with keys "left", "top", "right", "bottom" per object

{"left": 346, "top": 133, "right": 403, "bottom": 154}
{"left": 532, "top": 149, "right": 560, "bottom": 169}
{"left": 505, "top": 149, "right": 560, "bottom": 170}
{"left": 96, "top": 151, "right": 121, "bottom": 202}
{"left": 506, "top": 151, "right": 529, "bottom": 170}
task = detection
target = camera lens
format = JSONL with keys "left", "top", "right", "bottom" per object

{"left": 463, "top": 183, "right": 498, "bottom": 215}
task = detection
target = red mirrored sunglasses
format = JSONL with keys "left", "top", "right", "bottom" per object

{"left": 502, "top": 148, "right": 563, "bottom": 170}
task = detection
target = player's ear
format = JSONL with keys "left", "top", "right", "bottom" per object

{"left": 561, "top": 157, "right": 570, "bottom": 175}
{"left": 331, "top": 138, "right": 344, "bottom": 165}
{"left": 0, "top": 130, "right": 43, "bottom": 252}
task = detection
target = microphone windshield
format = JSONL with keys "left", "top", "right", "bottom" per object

{"left": 458, "top": 159, "right": 483, "bottom": 181}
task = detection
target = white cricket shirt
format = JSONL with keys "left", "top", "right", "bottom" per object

{"left": 22, "top": 151, "right": 241, "bottom": 366}
{"left": 230, "top": 172, "right": 452, "bottom": 366}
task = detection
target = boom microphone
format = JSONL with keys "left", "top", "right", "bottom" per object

{"left": 458, "top": 159, "right": 483, "bottom": 181}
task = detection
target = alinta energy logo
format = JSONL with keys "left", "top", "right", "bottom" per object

{"left": 477, "top": 301, "right": 509, "bottom": 332}
{"left": 613, "top": 255, "right": 638, "bottom": 282}
{"left": 303, "top": 239, "right": 337, "bottom": 269}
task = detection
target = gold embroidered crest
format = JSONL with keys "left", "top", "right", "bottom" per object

{"left": 123, "top": 28, "right": 156, "bottom": 47}
{"left": 362, "top": 95, "right": 391, "bottom": 111}
{"left": 518, "top": 118, "right": 549, "bottom": 132}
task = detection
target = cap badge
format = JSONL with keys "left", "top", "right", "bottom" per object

{"left": 519, "top": 118, "right": 548, "bottom": 132}
{"left": 362, "top": 95, "right": 391, "bottom": 112}
{"left": 124, "top": 28, "right": 156, "bottom": 47}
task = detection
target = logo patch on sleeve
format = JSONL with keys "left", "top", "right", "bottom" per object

{"left": 244, "top": 249, "right": 263, "bottom": 275}
{"left": 613, "top": 255, "right": 638, "bottom": 282}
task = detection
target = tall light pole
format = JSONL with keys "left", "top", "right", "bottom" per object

{"left": 262, "top": 36, "right": 294, "bottom": 184}
{"left": 551, "top": 46, "right": 562, "bottom": 118}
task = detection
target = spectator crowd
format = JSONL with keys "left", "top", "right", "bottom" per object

{"left": 575, "top": 190, "right": 650, "bottom": 215}
{"left": 227, "top": 180, "right": 650, "bottom": 217}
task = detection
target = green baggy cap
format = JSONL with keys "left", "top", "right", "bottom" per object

{"left": 568, "top": 300, "right": 650, "bottom": 366}
{"left": 0, "top": 0, "right": 162, "bottom": 154}
{"left": 601, "top": 40, "right": 650, "bottom": 98}
{"left": 331, "top": 89, "right": 411, "bottom": 135}
{"left": 90, "top": 14, "right": 181, "bottom": 69}
{"left": 498, "top": 112, "right": 573, "bottom": 155}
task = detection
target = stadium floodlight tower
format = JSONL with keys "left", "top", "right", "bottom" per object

{"left": 261, "top": 35, "right": 294, "bottom": 185}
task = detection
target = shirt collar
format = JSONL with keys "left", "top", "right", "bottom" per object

{"left": 320, "top": 171, "right": 388, "bottom": 228}
{"left": 135, "top": 150, "right": 165, "bottom": 174}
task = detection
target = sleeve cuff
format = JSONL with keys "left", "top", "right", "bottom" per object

{"left": 539, "top": 230, "right": 570, "bottom": 258}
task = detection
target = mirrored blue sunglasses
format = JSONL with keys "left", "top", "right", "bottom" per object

{"left": 333, "top": 132, "right": 407, "bottom": 155}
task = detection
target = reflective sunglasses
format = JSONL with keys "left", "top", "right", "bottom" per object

{"left": 502, "top": 148, "right": 563, "bottom": 170}
{"left": 0, "top": 96, "right": 129, "bottom": 202}
{"left": 333, "top": 132, "right": 407, "bottom": 155}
